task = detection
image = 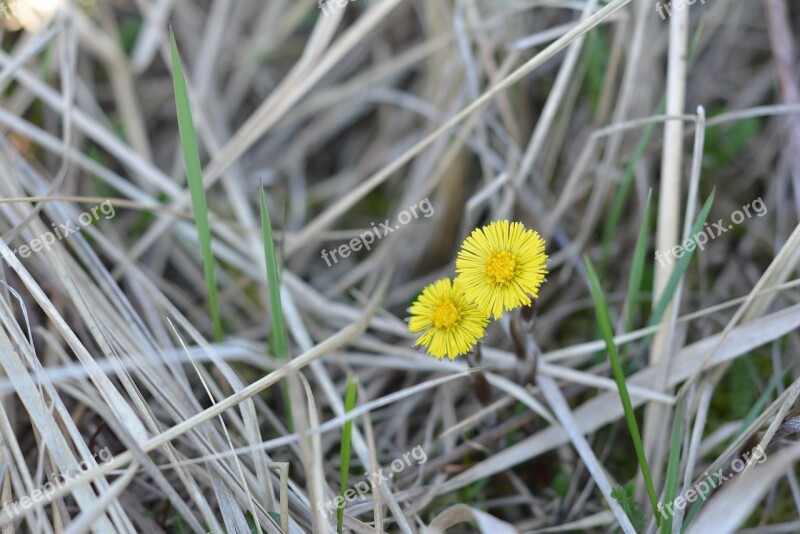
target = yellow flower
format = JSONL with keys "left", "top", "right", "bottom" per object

{"left": 455, "top": 220, "right": 547, "bottom": 319}
{"left": 408, "top": 278, "right": 488, "bottom": 360}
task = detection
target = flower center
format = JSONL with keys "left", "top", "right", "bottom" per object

{"left": 432, "top": 300, "right": 460, "bottom": 329}
{"left": 485, "top": 251, "right": 517, "bottom": 284}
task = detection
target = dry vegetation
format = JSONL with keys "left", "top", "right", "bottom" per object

{"left": 1, "top": 0, "right": 800, "bottom": 532}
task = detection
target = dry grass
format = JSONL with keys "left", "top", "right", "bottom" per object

{"left": 0, "top": 0, "right": 799, "bottom": 532}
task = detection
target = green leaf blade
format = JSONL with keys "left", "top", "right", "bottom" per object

{"left": 661, "top": 402, "right": 684, "bottom": 533}
{"left": 259, "top": 185, "right": 288, "bottom": 360}
{"left": 169, "top": 30, "right": 222, "bottom": 341}
{"left": 584, "top": 256, "right": 660, "bottom": 522}
{"left": 337, "top": 376, "right": 358, "bottom": 533}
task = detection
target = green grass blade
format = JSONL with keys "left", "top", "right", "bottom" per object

{"left": 584, "top": 256, "right": 660, "bottom": 522}
{"left": 687, "top": 12, "right": 707, "bottom": 61}
{"left": 660, "top": 401, "right": 683, "bottom": 533}
{"left": 337, "top": 376, "right": 358, "bottom": 533}
{"left": 259, "top": 185, "right": 293, "bottom": 431}
{"left": 649, "top": 191, "right": 715, "bottom": 325}
{"left": 169, "top": 29, "right": 222, "bottom": 341}
{"left": 259, "top": 184, "right": 288, "bottom": 359}
{"left": 623, "top": 190, "right": 653, "bottom": 338}
{"left": 627, "top": 192, "right": 716, "bottom": 372}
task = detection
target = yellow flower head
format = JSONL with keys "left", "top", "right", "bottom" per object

{"left": 408, "top": 278, "right": 488, "bottom": 360}
{"left": 455, "top": 220, "right": 547, "bottom": 319}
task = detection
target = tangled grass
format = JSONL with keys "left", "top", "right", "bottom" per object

{"left": 0, "top": 0, "right": 799, "bottom": 532}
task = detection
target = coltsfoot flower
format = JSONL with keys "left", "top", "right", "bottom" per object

{"left": 408, "top": 278, "right": 488, "bottom": 360}
{"left": 455, "top": 220, "right": 547, "bottom": 319}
